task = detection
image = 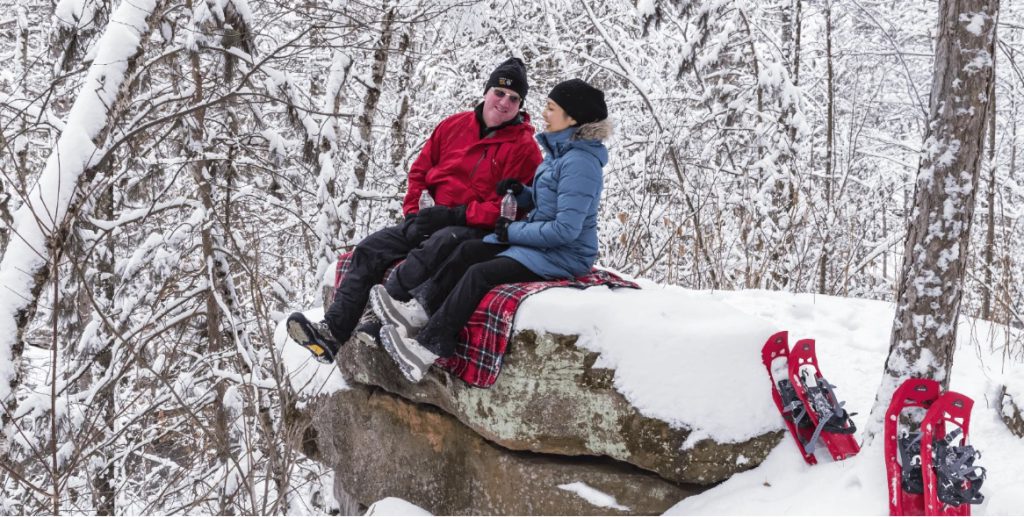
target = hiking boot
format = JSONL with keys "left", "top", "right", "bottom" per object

{"left": 354, "top": 311, "right": 383, "bottom": 347}
{"left": 287, "top": 312, "right": 340, "bottom": 364}
{"left": 379, "top": 324, "right": 439, "bottom": 383}
{"left": 369, "top": 285, "right": 428, "bottom": 338}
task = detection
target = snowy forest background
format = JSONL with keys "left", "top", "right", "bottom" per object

{"left": 0, "top": 0, "right": 1019, "bottom": 514}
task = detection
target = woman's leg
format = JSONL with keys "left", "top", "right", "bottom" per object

{"left": 417, "top": 257, "right": 542, "bottom": 357}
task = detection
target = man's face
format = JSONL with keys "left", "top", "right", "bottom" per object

{"left": 481, "top": 87, "right": 521, "bottom": 127}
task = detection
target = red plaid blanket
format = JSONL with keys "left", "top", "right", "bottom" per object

{"left": 333, "top": 252, "right": 640, "bottom": 388}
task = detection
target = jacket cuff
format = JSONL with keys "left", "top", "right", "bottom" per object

{"left": 515, "top": 188, "right": 532, "bottom": 206}
{"left": 453, "top": 205, "right": 467, "bottom": 226}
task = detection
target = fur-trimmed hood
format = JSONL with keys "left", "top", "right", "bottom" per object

{"left": 536, "top": 120, "right": 611, "bottom": 166}
{"left": 572, "top": 118, "right": 613, "bottom": 142}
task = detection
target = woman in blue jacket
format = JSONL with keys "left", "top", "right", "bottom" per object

{"left": 370, "top": 79, "right": 611, "bottom": 383}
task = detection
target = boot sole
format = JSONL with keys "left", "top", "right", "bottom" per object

{"left": 287, "top": 318, "right": 334, "bottom": 364}
{"left": 379, "top": 325, "right": 429, "bottom": 383}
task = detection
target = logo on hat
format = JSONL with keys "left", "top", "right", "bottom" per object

{"left": 498, "top": 78, "right": 513, "bottom": 86}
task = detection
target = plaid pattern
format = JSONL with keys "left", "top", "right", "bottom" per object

{"left": 334, "top": 252, "right": 640, "bottom": 388}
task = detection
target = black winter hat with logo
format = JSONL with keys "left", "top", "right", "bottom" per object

{"left": 484, "top": 58, "right": 529, "bottom": 100}
{"left": 547, "top": 79, "right": 608, "bottom": 126}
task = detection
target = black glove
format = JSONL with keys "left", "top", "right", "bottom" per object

{"left": 402, "top": 213, "right": 421, "bottom": 240}
{"left": 496, "top": 179, "right": 524, "bottom": 196}
{"left": 494, "top": 217, "right": 512, "bottom": 243}
{"left": 413, "top": 206, "right": 467, "bottom": 235}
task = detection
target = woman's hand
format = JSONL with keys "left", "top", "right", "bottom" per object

{"left": 494, "top": 217, "right": 512, "bottom": 242}
{"left": 496, "top": 179, "right": 524, "bottom": 196}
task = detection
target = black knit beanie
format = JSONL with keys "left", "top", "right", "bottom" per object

{"left": 484, "top": 58, "right": 529, "bottom": 100}
{"left": 547, "top": 79, "right": 608, "bottom": 125}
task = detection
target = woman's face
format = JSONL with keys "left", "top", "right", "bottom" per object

{"left": 542, "top": 99, "right": 576, "bottom": 132}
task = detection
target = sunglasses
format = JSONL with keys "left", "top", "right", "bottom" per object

{"left": 492, "top": 89, "right": 522, "bottom": 104}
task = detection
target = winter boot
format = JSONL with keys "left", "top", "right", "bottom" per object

{"left": 287, "top": 312, "right": 340, "bottom": 364}
{"left": 379, "top": 324, "right": 439, "bottom": 383}
{"left": 369, "top": 285, "right": 428, "bottom": 337}
{"left": 354, "top": 310, "right": 383, "bottom": 347}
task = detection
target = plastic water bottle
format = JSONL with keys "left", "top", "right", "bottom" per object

{"left": 500, "top": 190, "right": 517, "bottom": 220}
{"left": 418, "top": 190, "right": 434, "bottom": 210}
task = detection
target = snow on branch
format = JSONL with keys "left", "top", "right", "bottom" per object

{"left": 0, "top": 0, "right": 160, "bottom": 403}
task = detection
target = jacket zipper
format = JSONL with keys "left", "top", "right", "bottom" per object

{"left": 468, "top": 147, "right": 488, "bottom": 182}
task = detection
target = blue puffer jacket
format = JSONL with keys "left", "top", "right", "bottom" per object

{"left": 484, "top": 119, "right": 611, "bottom": 279}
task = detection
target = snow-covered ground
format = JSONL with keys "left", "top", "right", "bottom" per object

{"left": 281, "top": 281, "right": 1024, "bottom": 515}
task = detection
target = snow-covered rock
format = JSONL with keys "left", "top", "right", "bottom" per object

{"left": 285, "top": 283, "right": 1024, "bottom": 515}
{"left": 298, "top": 383, "right": 694, "bottom": 515}
{"left": 336, "top": 326, "right": 781, "bottom": 485}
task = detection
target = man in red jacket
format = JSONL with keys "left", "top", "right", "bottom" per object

{"left": 288, "top": 58, "right": 542, "bottom": 364}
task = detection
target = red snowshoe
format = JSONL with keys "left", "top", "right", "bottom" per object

{"left": 885, "top": 378, "right": 985, "bottom": 516}
{"left": 761, "top": 331, "right": 860, "bottom": 464}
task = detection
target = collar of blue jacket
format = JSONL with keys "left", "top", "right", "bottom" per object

{"left": 536, "top": 126, "right": 608, "bottom": 165}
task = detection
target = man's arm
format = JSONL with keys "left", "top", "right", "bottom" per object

{"left": 464, "top": 143, "right": 542, "bottom": 228}
{"left": 401, "top": 121, "right": 445, "bottom": 217}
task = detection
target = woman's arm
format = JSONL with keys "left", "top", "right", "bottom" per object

{"left": 506, "top": 156, "right": 600, "bottom": 248}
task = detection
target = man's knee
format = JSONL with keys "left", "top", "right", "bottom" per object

{"left": 452, "top": 239, "right": 491, "bottom": 259}
{"left": 354, "top": 224, "right": 411, "bottom": 261}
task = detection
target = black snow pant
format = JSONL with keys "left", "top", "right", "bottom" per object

{"left": 412, "top": 239, "right": 542, "bottom": 357}
{"left": 323, "top": 218, "right": 486, "bottom": 344}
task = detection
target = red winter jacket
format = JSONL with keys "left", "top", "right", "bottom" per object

{"left": 403, "top": 110, "right": 542, "bottom": 228}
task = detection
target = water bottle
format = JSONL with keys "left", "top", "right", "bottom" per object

{"left": 500, "top": 189, "right": 517, "bottom": 220}
{"left": 418, "top": 190, "right": 434, "bottom": 210}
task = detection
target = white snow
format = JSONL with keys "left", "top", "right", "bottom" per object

{"left": 0, "top": 0, "right": 158, "bottom": 403}
{"left": 276, "top": 307, "right": 348, "bottom": 404}
{"left": 364, "top": 497, "right": 432, "bottom": 516}
{"left": 558, "top": 481, "right": 631, "bottom": 512}
{"left": 635, "top": 0, "right": 656, "bottom": 17}
{"left": 960, "top": 12, "right": 988, "bottom": 37}
{"left": 517, "top": 279, "right": 781, "bottom": 445}
{"left": 282, "top": 281, "right": 1022, "bottom": 515}
{"left": 641, "top": 289, "right": 1024, "bottom": 515}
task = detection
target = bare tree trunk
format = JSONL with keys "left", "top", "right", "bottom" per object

{"left": 818, "top": 0, "right": 834, "bottom": 294}
{"left": 791, "top": 0, "right": 802, "bottom": 85}
{"left": 16, "top": 4, "right": 30, "bottom": 184}
{"left": 998, "top": 105, "right": 1018, "bottom": 327}
{"left": 981, "top": 24, "right": 998, "bottom": 320}
{"left": 865, "top": 0, "right": 999, "bottom": 442}
{"left": 92, "top": 184, "right": 117, "bottom": 516}
{"left": 390, "top": 25, "right": 416, "bottom": 177}
{"left": 2, "top": 5, "right": 32, "bottom": 255}
{"left": 346, "top": 3, "right": 396, "bottom": 240}
{"left": 0, "top": 180, "right": 9, "bottom": 256}
{"left": 780, "top": 0, "right": 793, "bottom": 77}
{"left": 183, "top": 10, "right": 234, "bottom": 510}
{"left": 314, "top": 51, "right": 352, "bottom": 283}
{"left": 882, "top": 204, "right": 888, "bottom": 281}
{"left": 49, "top": 253, "right": 61, "bottom": 515}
